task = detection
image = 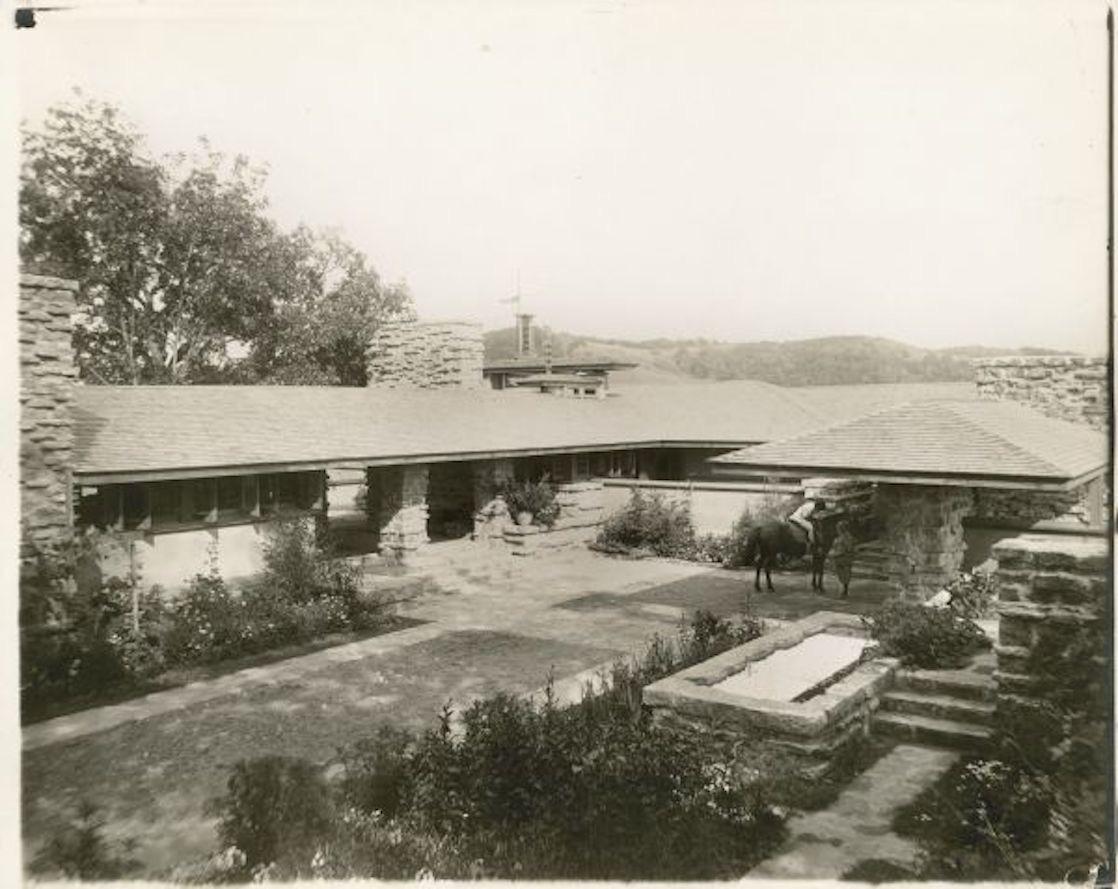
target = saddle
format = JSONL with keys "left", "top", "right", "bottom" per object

{"left": 785, "top": 519, "right": 813, "bottom": 549}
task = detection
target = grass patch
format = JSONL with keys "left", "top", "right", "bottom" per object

{"left": 22, "top": 615, "right": 425, "bottom": 726}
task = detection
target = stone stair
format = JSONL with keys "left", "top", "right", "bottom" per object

{"left": 872, "top": 667, "right": 996, "bottom": 752}
{"left": 848, "top": 542, "right": 890, "bottom": 582}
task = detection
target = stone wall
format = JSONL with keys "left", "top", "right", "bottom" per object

{"left": 991, "top": 534, "right": 1107, "bottom": 754}
{"left": 367, "top": 320, "right": 484, "bottom": 389}
{"left": 20, "top": 274, "right": 79, "bottom": 558}
{"left": 974, "top": 356, "right": 1108, "bottom": 431}
{"left": 971, "top": 486, "right": 1094, "bottom": 528}
{"left": 875, "top": 484, "right": 973, "bottom": 598}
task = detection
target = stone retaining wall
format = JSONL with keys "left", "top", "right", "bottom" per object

{"left": 367, "top": 320, "right": 484, "bottom": 389}
{"left": 20, "top": 274, "right": 79, "bottom": 558}
{"left": 974, "top": 356, "right": 1108, "bottom": 431}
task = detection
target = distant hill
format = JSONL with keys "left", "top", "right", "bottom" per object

{"left": 483, "top": 327, "right": 1070, "bottom": 387}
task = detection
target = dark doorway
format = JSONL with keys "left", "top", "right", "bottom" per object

{"left": 427, "top": 461, "right": 476, "bottom": 541}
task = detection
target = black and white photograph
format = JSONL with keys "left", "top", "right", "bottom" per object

{"left": 4, "top": 0, "right": 1113, "bottom": 884}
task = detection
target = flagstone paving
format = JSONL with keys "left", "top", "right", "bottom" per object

{"left": 748, "top": 743, "right": 958, "bottom": 880}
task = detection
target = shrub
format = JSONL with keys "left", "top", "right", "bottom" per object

{"left": 211, "top": 756, "right": 336, "bottom": 871}
{"left": 257, "top": 514, "right": 364, "bottom": 605}
{"left": 162, "top": 567, "right": 243, "bottom": 665}
{"left": 595, "top": 488, "right": 696, "bottom": 558}
{"left": 19, "top": 532, "right": 158, "bottom": 708}
{"left": 688, "top": 532, "right": 732, "bottom": 564}
{"left": 30, "top": 800, "right": 141, "bottom": 880}
{"left": 207, "top": 610, "right": 784, "bottom": 881}
{"left": 499, "top": 477, "right": 560, "bottom": 527}
{"left": 680, "top": 609, "right": 764, "bottom": 666}
{"left": 336, "top": 725, "right": 415, "bottom": 818}
{"left": 893, "top": 756, "right": 1072, "bottom": 881}
{"left": 861, "top": 600, "right": 991, "bottom": 669}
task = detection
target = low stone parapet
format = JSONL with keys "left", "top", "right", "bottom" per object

{"left": 502, "top": 522, "right": 599, "bottom": 555}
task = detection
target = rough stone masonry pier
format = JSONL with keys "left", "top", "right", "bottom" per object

{"left": 19, "top": 274, "right": 78, "bottom": 558}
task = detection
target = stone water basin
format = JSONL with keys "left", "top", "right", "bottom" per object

{"left": 711, "top": 631, "right": 874, "bottom": 702}
{"left": 644, "top": 611, "right": 898, "bottom": 768}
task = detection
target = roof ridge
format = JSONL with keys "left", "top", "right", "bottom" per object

{"left": 733, "top": 397, "right": 933, "bottom": 454}
{"left": 939, "top": 401, "right": 1063, "bottom": 476}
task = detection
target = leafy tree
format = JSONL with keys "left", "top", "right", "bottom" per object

{"left": 236, "top": 227, "right": 414, "bottom": 386}
{"left": 20, "top": 93, "right": 412, "bottom": 385}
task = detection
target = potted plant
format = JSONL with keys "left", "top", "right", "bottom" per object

{"left": 500, "top": 477, "right": 560, "bottom": 528}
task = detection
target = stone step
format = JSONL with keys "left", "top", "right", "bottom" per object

{"left": 894, "top": 668, "right": 997, "bottom": 702}
{"left": 872, "top": 711, "right": 993, "bottom": 752}
{"left": 880, "top": 689, "right": 996, "bottom": 726}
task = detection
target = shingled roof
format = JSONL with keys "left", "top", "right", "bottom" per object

{"left": 71, "top": 380, "right": 976, "bottom": 483}
{"left": 710, "top": 399, "right": 1108, "bottom": 489}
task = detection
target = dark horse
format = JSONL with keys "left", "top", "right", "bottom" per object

{"left": 740, "top": 515, "right": 838, "bottom": 592}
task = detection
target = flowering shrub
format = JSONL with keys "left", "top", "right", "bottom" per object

{"left": 861, "top": 600, "right": 991, "bottom": 669}
{"left": 22, "top": 521, "right": 387, "bottom": 715}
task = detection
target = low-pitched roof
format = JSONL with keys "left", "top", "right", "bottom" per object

{"left": 71, "top": 380, "right": 980, "bottom": 483}
{"left": 511, "top": 373, "right": 605, "bottom": 386}
{"left": 710, "top": 399, "right": 1107, "bottom": 489}
{"left": 483, "top": 357, "right": 638, "bottom": 373}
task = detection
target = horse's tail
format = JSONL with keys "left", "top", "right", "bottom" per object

{"left": 741, "top": 527, "right": 760, "bottom": 566}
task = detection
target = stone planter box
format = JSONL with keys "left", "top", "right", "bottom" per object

{"left": 643, "top": 611, "right": 897, "bottom": 774}
{"left": 499, "top": 480, "right": 605, "bottom": 555}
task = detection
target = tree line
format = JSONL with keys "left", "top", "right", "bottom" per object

{"left": 20, "top": 93, "right": 413, "bottom": 386}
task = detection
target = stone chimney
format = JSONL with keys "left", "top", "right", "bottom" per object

{"left": 515, "top": 313, "right": 534, "bottom": 355}
{"left": 973, "top": 356, "right": 1108, "bottom": 431}
{"left": 20, "top": 273, "right": 79, "bottom": 557}
{"left": 367, "top": 320, "right": 484, "bottom": 389}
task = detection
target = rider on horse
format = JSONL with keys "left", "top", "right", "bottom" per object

{"left": 789, "top": 498, "right": 826, "bottom": 552}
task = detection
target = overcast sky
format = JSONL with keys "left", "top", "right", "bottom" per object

{"left": 10, "top": 0, "right": 1111, "bottom": 353}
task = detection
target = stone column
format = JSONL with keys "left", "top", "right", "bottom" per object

{"left": 992, "top": 535, "right": 1107, "bottom": 759}
{"left": 375, "top": 465, "right": 430, "bottom": 559}
{"left": 875, "top": 484, "right": 973, "bottom": 599}
{"left": 20, "top": 274, "right": 79, "bottom": 559}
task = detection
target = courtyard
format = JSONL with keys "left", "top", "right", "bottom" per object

{"left": 22, "top": 545, "right": 892, "bottom": 876}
